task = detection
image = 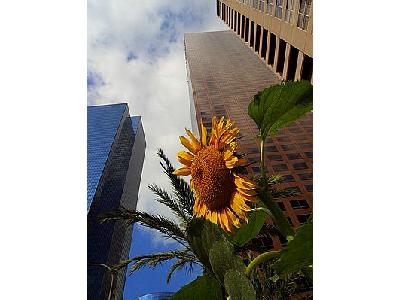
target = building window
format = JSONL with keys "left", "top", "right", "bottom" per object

{"left": 277, "top": 202, "right": 286, "bottom": 211}
{"left": 301, "top": 54, "right": 313, "bottom": 81}
{"left": 297, "top": 0, "right": 312, "bottom": 30}
{"left": 290, "top": 199, "right": 309, "bottom": 209}
{"left": 297, "top": 214, "right": 310, "bottom": 224}
{"left": 275, "top": 0, "right": 283, "bottom": 19}
{"left": 276, "top": 39, "right": 286, "bottom": 76}
{"left": 272, "top": 164, "right": 289, "bottom": 172}
{"left": 267, "top": 33, "right": 276, "bottom": 66}
{"left": 261, "top": 28, "right": 268, "bottom": 58}
{"left": 286, "top": 45, "right": 299, "bottom": 80}
{"left": 285, "top": 0, "right": 294, "bottom": 23}
{"left": 266, "top": 0, "right": 274, "bottom": 15}
{"left": 293, "top": 162, "right": 308, "bottom": 170}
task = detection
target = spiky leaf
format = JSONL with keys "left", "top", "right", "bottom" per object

{"left": 248, "top": 81, "right": 313, "bottom": 139}
{"left": 171, "top": 275, "right": 224, "bottom": 300}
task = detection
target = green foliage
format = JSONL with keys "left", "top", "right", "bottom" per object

{"left": 186, "top": 218, "right": 226, "bottom": 271}
{"left": 171, "top": 275, "right": 224, "bottom": 300}
{"left": 273, "top": 220, "right": 313, "bottom": 276}
{"left": 232, "top": 209, "right": 268, "bottom": 247}
{"left": 209, "top": 241, "right": 246, "bottom": 282}
{"left": 224, "top": 269, "right": 257, "bottom": 300}
{"left": 248, "top": 81, "right": 313, "bottom": 140}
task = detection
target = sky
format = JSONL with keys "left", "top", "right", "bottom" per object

{"left": 87, "top": 0, "right": 226, "bottom": 298}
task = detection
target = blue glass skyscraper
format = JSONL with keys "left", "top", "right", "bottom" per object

{"left": 87, "top": 103, "right": 146, "bottom": 300}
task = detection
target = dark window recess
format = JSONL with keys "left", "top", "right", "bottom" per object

{"left": 217, "top": 0, "right": 220, "bottom": 17}
{"left": 278, "top": 234, "right": 288, "bottom": 247}
{"left": 266, "top": 145, "right": 278, "bottom": 152}
{"left": 241, "top": 15, "right": 246, "bottom": 39}
{"left": 245, "top": 18, "right": 250, "bottom": 42}
{"left": 255, "top": 24, "right": 261, "bottom": 53}
{"left": 297, "top": 214, "right": 310, "bottom": 224}
{"left": 287, "top": 153, "right": 301, "bottom": 160}
{"left": 298, "top": 173, "right": 312, "bottom": 180}
{"left": 305, "top": 152, "right": 313, "bottom": 158}
{"left": 267, "top": 33, "right": 276, "bottom": 65}
{"left": 277, "top": 202, "right": 286, "bottom": 211}
{"left": 252, "top": 166, "right": 260, "bottom": 173}
{"left": 293, "top": 162, "right": 308, "bottom": 170}
{"left": 281, "top": 144, "right": 295, "bottom": 151}
{"left": 250, "top": 21, "right": 255, "bottom": 47}
{"left": 276, "top": 136, "right": 290, "bottom": 142}
{"left": 276, "top": 39, "right": 286, "bottom": 76}
{"left": 267, "top": 154, "right": 283, "bottom": 161}
{"left": 237, "top": 13, "right": 241, "bottom": 34}
{"left": 273, "top": 164, "right": 289, "bottom": 172}
{"left": 287, "top": 217, "right": 294, "bottom": 226}
{"left": 248, "top": 157, "right": 258, "bottom": 163}
{"left": 301, "top": 54, "right": 313, "bottom": 81}
{"left": 266, "top": 137, "right": 273, "bottom": 143}
{"left": 261, "top": 29, "right": 268, "bottom": 58}
{"left": 249, "top": 148, "right": 258, "bottom": 154}
{"left": 300, "top": 143, "right": 312, "bottom": 149}
{"left": 281, "top": 174, "right": 295, "bottom": 182}
{"left": 290, "top": 199, "right": 309, "bottom": 209}
{"left": 286, "top": 46, "right": 299, "bottom": 81}
{"left": 305, "top": 184, "right": 313, "bottom": 192}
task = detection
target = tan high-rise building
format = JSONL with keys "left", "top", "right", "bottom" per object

{"left": 184, "top": 1, "right": 312, "bottom": 249}
{"left": 216, "top": 0, "right": 313, "bottom": 82}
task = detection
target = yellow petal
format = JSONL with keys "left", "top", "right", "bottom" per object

{"left": 172, "top": 166, "right": 191, "bottom": 176}
{"left": 231, "top": 200, "right": 248, "bottom": 220}
{"left": 225, "top": 156, "right": 238, "bottom": 169}
{"left": 177, "top": 151, "right": 193, "bottom": 167}
{"left": 200, "top": 121, "right": 208, "bottom": 146}
{"left": 224, "top": 149, "right": 234, "bottom": 161}
{"left": 233, "top": 193, "right": 252, "bottom": 211}
{"left": 179, "top": 136, "right": 196, "bottom": 153}
{"left": 210, "top": 211, "right": 218, "bottom": 224}
{"left": 220, "top": 210, "right": 232, "bottom": 232}
{"left": 185, "top": 128, "right": 201, "bottom": 152}
{"left": 226, "top": 208, "right": 241, "bottom": 227}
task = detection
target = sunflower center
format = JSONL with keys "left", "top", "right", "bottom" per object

{"left": 191, "top": 146, "right": 235, "bottom": 211}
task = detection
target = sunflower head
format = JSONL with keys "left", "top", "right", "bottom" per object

{"left": 173, "top": 116, "right": 257, "bottom": 232}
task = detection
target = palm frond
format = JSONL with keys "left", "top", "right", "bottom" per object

{"left": 98, "top": 208, "right": 187, "bottom": 246}
{"left": 166, "top": 258, "right": 196, "bottom": 283}
{"left": 110, "top": 249, "right": 197, "bottom": 276}
{"left": 270, "top": 187, "right": 300, "bottom": 199}
{"left": 157, "top": 148, "right": 195, "bottom": 220}
{"left": 148, "top": 183, "right": 190, "bottom": 224}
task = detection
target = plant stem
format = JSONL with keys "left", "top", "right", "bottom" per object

{"left": 245, "top": 251, "right": 280, "bottom": 277}
{"left": 260, "top": 138, "right": 266, "bottom": 183}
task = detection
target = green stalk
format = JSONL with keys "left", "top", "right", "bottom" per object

{"left": 245, "top": 251, "right": 280, "bottom": 277}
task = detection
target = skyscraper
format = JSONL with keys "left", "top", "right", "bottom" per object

{"left": 184, "top": 30, "right": 312, "bottom": 249}
{"left": 87, "top": 103, "right": 146, "bottom": 300}
{"left": 216, "top": 0, "right": 313, "bottom": 82}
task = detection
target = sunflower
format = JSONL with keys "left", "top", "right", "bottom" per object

{"left": 173, "top": 116, "right": 257, "bottom": 232}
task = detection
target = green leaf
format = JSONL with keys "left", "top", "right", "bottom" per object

{"left": 232, "top": 209, "right": 268, "bottom": 247}
{"left": 273, "top": 220, "right": 313, "bottom": 275}
{"left": 209, "top": 240, "right": 246, "bottom": 282}
{"left": 248, "top": 81, "right": 313, "bottom": 139}
{"left": 224, "top": 269, "right": 257, "bottom": 300}
{"left": 186, "top": 218, "right": 226, "bottom": 271}
{"left": 171, "top": 275, "right": 224, "bottom": 300}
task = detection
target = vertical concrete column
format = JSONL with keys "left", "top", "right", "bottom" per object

{"left": 282, "top": 0, "right": 288, "bottom": 20}
{"left": 283, "top": 43, "right": 292, "bottom": 79}
{"left": 307, "top": 1, "right": 313, "bottom": 33}
{"left": 292, "top": 0, "right": 301, "bottom": 26}
{"left": 294, "top": 51, "right": 304, "bottom": 80}
{"left": 265, "top": 31, "right": 271, "bottom": 62}
{"left": 272, "top": 36, "right": 280, "bottom": 72}
{"left": 259, "top": 28, "right": 264, "bottom": 58}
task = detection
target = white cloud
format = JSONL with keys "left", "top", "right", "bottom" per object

{"left": 88, "top": 1, "right": 226, "bottom": 224}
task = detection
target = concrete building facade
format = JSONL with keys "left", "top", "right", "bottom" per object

{"left": 184, "top": 30, "right": 312, "bottom": 249}
{"left": 87, "top": 103, "right": 146, "bottom": 300}
{"left": 216, "top": 0, "right": 313, "bottom": 82}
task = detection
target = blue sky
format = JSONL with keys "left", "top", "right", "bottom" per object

{"left": 87, "top": 0, "right": 226, "bottom": 298}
